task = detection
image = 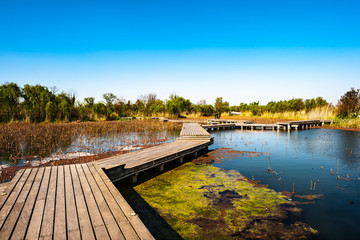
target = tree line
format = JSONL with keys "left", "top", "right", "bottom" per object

{"left": 0, "top": 82, "right": 359, "bottom": 123}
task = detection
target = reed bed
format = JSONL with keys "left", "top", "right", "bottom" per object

{"left": 0, "top": 120, "right": 182, "bottom": 164}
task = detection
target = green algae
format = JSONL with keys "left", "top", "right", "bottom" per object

{"left": 132, "top": 162, "right": 318, "bottom": 239}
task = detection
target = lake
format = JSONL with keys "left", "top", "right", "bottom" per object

{"left": 210, "top": 128, "right": 360, "bottom": 240}
{"left": 120, "top": 128, "right": 360, "bottom": 239}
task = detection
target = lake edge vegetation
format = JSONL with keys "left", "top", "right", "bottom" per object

{"left": 1, "top": 82, "right": 359, "bottom": 127}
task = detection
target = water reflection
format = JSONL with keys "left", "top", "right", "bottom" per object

{"left": 210, "top": 129, "right": 360, "bottom": 240}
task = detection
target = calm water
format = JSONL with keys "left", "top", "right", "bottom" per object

{"left": 0, "top": 130, "right": 179, "bottom": 167}
{"left": 210, "top": 129, "right": 360, "bottom": 240}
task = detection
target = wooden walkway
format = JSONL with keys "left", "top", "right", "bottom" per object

{"left": 179, "top": 123, "right": 211, "bottom": 140}
{"left": 98, "top": 123, "right": 213, "bottom": 182}
{"left": 0, "top": 123, "right": 212, "bottom": 239}
{"left": 0, "top": 162, "right": 154, "bottom": 240}
{"left": 202, "top": 119, "right": 332, "bottom": 132}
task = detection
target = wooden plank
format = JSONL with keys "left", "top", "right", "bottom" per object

{"left": 75, "top": 164, "right": 109, "bottom": 239}
{"left": 81, "top": 164, "right": 126, "bottom": 240}
{"left": 39, "top": 166, "right": 58, "bottom": 240}
{"left": 0, "top": 169, "right": 25, "bottom": 209}
{"left": 25, "top": 167, "right": 51, "bottom": 240}
{"left": 54, "top": 166, "right": 66, "bottom": 240}
{"left": 0, "top": 168, "right": 38, "bottom": 239}
{"left": 87, "top": 163, "right": 140, "bottom": 240}
{"left": 0, "top": 168, "right": 32, "bottom": 229}
{"left": 70, "top": 164, "right": 95, "bottom": 240}
{"left": 11, "top": 167, "right": 45, "bottom": 240}
{"left": 63, "top": 165, "right": 81, "bottom": 240}
{"left": 93, "top": 163, "right": 155, "bottom": 240}
{"left": 99, "top": 140, "right": 206, "bottom": 170}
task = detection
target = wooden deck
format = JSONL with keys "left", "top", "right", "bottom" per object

{"left": 0, "top": 123, "right": 213, "bottom": 239}
{"left": 0, "top": 163, "right": 154, "bottom": 240}
{"left": 97, "top": 140, "right": 212, "bottom": 182}
{"left": 179, "top": 123, "right": 211, "bottom": 140}
{"left": 201, "top": 123, "right": 236, "bottom": 131}
{"left": 203, "top": 120, "right": 333, "bottom": 132}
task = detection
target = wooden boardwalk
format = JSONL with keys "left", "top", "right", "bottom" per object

{"left": 0, "top": 123, "right": 212, "bottom": 239}
{"left": 179, "top": 123, "right": 211, "bottom": 140}
{"left": 201, "top": 123, "right": 236, "bottom": 131}
{"left": 202, "top": 119, "right": 332, "bottom": 132}
{"left": 98, "top": 123, "right": 213, "bottom": 182}
{"left": 0, "top": 162, "right": 154, "bottom": 240}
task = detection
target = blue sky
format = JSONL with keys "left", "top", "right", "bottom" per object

{"left": 1, "top": 0, "right": 359, "bottom": 105}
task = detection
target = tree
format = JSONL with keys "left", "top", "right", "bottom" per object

{"left": 102, "top": 93, "right": 116, "bottom": 106}
{"left": 0, "top": 82, "right": 22, "bottom": 121}
{"left": 22, "top": 84, "right": 55, "bottom": 122}
{"left": 214, "top": 97, "right": 230, "bottom": 114}
{"left": 165, "top": 94, "right": 191, "bottom": 117}
{"left": 84, "top": 97, "right": 95, "bottom": 107}
{"left": 197, "top": 104, "right": 214, "bottom": 116}
{"left": 45, "top": 101, "right": 57, "bottom": 122}
{"left": 337, "top": 88, "right": 360, "bottom": 118}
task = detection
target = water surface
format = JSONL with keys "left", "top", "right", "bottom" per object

{"left": 211, "top": 129, "right": 360, "bottom": 240}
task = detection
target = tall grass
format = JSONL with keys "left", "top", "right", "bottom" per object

{"left": 333, "top": 119, "right": 360, "bottom": 128}
{"left": 0, "top": 120, "right": 182, "bottom": 164}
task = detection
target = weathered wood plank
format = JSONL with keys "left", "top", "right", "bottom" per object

{"left": 70, "top": 164, "right": 95, "bottom": 240}
{"left": 93, "top": 163, "right": 155, "bottom": 240}
{"left": 54, "top": 165, "right": 66, "bottom": 240}
{"left": 82, "top": 164, "right": 125, "bottom": 240}
{"left": 25, "top": 167, "right": 51, "bottom": 240}
{"left": 87, "top": 163, "right": 140, "bottom": 240}
{"left": 63, "top": 165, "right": 81, "bottom": 240}
{"left": 11, "top": 167, "right": 45, "bottom": 240}
{"left": 75, "top": 164, "right": 109, "bottom": 239}
{"left": 0, "top": 169, "right": 25, "bottom": 209}
{"left": 99, "top": 140, "right": 208, "bottom": 170}
{"left": 39, "top": 166, "right": 58, "bottom": 240}
{"left": 0, "top": 168, "right": 32, "bottom": 229}
{"left": 0, "top": 168, "right": 38, "bottom": 239}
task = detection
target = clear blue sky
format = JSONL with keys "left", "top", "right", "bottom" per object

{"left": 1, "top": 0, "right": 359, "bottom": 105}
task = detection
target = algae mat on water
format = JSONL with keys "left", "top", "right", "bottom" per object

{"left": 132, "top": 162, "right": 318, "bottom": 239}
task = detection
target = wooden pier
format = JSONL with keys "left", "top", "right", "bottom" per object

{"left": 203, "top": 119, "right": 333, "bottom": 132}
{"left": 0, "top": 123, "right": 212, "bottom": 239}
{"left": 0, "top": 163, "right": 154, "bottom": 240}
{"left": 202, "top": 123, "right": 236, "bottom": 131}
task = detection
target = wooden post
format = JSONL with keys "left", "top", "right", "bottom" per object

{"left": 130, "top": 173, "right": 138, "bottom": 183}
{"left": 156, "top": 164, "right": 165, "bottom": 172}
{"left": 177, "top": 156, "right": 184, "bottom": 163}
{"left": 194, "top": 151, "right": 198, "bottom": 158}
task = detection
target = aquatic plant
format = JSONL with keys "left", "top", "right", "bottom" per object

{"left": 132, "top": 162, "right": 318, "bottom": 239}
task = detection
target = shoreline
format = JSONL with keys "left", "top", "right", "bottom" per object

{"left": 313, "top": 125, "right": 360, "bottom": 132}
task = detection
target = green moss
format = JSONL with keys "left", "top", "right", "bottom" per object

{"left": 133, "top": 162, "right": 317, "bottom": 239}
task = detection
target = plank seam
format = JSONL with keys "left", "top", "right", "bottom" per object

{"left": 23, "top": 167, "right": 46, "bottom": 239}
{"left": 68, "top": 165, "right": 82, "bottom": 240}
{"left": 0, "top": 168, "right": 32, "bottom": 231}
{"left": 92, "top": 163, "right": 142, "bottom": 239}
{"left": 0, "top": 169, "right": 25, "bottom": 210}
{"left": 73, "top": 164, "right": 97, "bottom": 239}
{"left": 80, "top": 164, "right": 112, "bottom": 239}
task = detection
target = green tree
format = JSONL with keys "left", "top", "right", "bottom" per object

{"left": 165, "top": 94, "right": 191, "bottom": 117}
{"left": 22, "top": 84, "right": 55, "bottom": 122}
{"left": 0, "top": 82, "right": 22, "bottom": 121}
{"left": 45, "top": 101, "right": 57, "bottom": 122}
{"left": 337, "top": 88, "right": 360, "bottom": 118}
{"left": 214, "top": 97, "right": 230, "bottom": 114}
